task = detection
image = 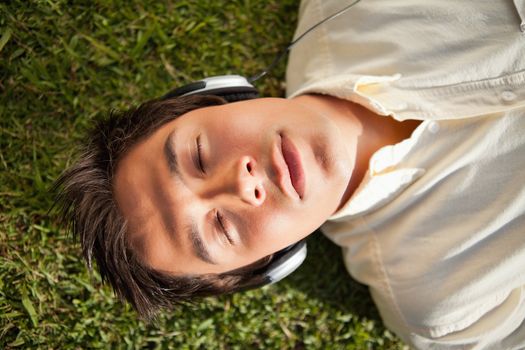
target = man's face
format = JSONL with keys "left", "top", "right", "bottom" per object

{"left": 114, "top": 97, "right": 353, "bottom": 275}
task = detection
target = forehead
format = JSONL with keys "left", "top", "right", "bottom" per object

{"left": 112, "top": 118, "right": 179, "bottom": 257}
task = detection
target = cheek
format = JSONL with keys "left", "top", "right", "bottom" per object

{"left": 210, "top": 115, "right": 273, "bottom": 145}
{"left": 244, "top": 205, "right": 323, "bottom": 257}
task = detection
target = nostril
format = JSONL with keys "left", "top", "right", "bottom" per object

{"left": 246, "top": 162, "right": 252, "bottom": 173}
{"left": 251, "top": 183, "right": 265, "bottom": 206}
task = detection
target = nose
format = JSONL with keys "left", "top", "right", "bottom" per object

{"left": 206, "top": 156, "right": 266, "bottom": 207}
{"left": 200, "top": 156, "right": 267, "bottom": 206}
{"left": 221, "top": 156, "right": 266, "bottom": 207}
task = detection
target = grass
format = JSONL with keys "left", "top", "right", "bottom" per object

{"left": 0, "top": 0, "right": 406, "bottom": 348}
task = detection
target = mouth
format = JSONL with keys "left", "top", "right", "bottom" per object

{"left": 279, "top": 133, "right": 305, "bottom": 199}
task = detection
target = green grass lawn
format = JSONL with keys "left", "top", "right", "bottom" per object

{"left": 0, "top": 1, "right": 406, "bottom": 348}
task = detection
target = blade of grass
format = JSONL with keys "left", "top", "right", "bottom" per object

{"left": 0, "top": 28, "right": 12, "bottom": 53}
{"left": 21, "top": 288, "right": 38, "bottom": 327}
{"left": 80, "top": 33, "right": 120, "bottom": 61}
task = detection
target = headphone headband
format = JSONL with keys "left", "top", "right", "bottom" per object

{"left": 162, "top": 75, "right": 258, "bottom": 100}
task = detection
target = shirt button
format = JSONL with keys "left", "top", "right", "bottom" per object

{"left": 501, "top": 90, "right": 517, "bottom": 103}
{"left": 428, "top": 121, "right": 440, "bottom": 134}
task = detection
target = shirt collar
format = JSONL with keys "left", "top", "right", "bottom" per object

{"left": 329, "top": 127, "right": 427, "bottom": 221}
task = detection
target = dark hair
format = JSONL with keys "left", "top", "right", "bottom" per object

{"left": 52, "top": 95, "right": 273, "bottom": 320}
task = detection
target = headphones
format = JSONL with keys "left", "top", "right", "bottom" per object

{"left": 159, "top": 0, "right": 362, "bottom": 290}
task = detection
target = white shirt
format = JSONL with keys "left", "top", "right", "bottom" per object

{"left": 286, "top": 1, "right": 525, "bottom": 349}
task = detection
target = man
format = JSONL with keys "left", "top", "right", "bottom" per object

{"left": 54, "top": 0, "right": 525, "bottom": 348}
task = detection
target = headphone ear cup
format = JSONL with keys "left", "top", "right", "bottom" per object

{"left": 227, "top": 239, "right": 308, "bottom": 293}
{"left": 220, "top": 91, "right": 259, "bottom": 103}
{"left": 162, "top": 76, "right": 259, "bottom": 102}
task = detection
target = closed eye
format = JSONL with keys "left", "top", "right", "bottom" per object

{"left": 216, "top": 210, "right": 234, "bottom": 245}
{"left": 196, "top": 135, "right": 205, "bottom": 173}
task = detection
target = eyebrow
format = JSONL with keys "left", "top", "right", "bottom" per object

{"left": 164, "top": 130, "right": 182, "bottom": 178}
{"left": 163, "top": 131, "right": 217, "bottom": 265}
{"left": 188, "top": 220, "right": 217, "bottom": 265}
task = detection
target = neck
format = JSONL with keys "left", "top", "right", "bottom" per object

{"left": 291, "top": 94, "right": 421, "bottom": 211}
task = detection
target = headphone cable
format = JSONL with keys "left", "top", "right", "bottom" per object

{"left": 248, "top": 0, "right": 362, "bottom": 83}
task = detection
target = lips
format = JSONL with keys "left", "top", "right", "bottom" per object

{"left": 280, "top": 134, "right": 305, "bottom": 199}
